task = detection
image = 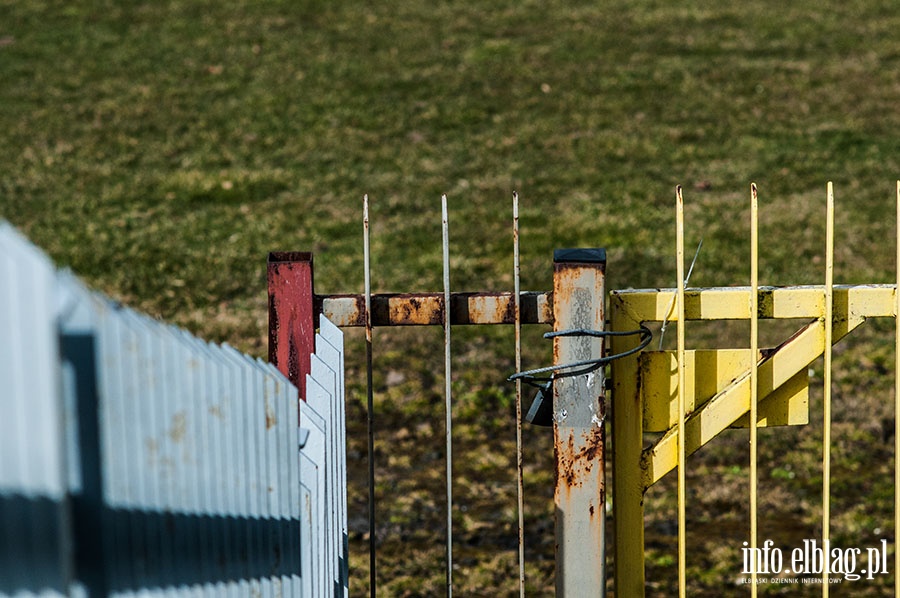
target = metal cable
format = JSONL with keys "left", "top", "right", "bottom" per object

{"left": 508, "top": 325, "right": 652, "bottom": 386}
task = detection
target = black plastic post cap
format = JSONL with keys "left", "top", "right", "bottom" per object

{"left": 553, "top": 248, "right": 606, "bottom": 264}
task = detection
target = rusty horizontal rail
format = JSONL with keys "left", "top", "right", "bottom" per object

{"left": 317, "top": 291, "right": 553, "bottom": 327}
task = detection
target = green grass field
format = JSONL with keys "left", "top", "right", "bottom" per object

{"left": 4, "top": 0, "right": 900, "bottom": 594}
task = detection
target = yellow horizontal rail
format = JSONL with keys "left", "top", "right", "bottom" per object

{"left": 610, "top": 284, "right": 894, "bottom": 323}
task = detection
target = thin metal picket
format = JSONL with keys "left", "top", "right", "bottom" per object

{"left": 675, "top": 186, "right": 687, "bottom": 597}
{"left": 441, "top": 194, "right": 454, "bottom": 597}
{"left": 749, "top": 184, "right": 760, "bottom": 594}
{"left": 822, "top": 183, "right": 835, "bottom": 595}
{"left": 895, "top": 181, "right": 900, "bottom": 597}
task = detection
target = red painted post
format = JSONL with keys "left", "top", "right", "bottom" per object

{"left": 267, "top": 252, "right": 315, "bottom": 401}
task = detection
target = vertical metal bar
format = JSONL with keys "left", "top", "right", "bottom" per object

{"left": 610, "top": 302, "right": 646, "bottom": 595}
{"left": 442, "top": 194, "right": 454, "bottom": 597}
{"left": 267, "top": 251, "right": 315, "bottom": 400}
{"left": 749, "top": 183, "right": 760, "bottom": 595}
{"left": 675, "top": 185, "right": 687, "bottom": 598}
{"left": 895, "top": 180, "right": 900, "bottom": 597}
{"left": 512, "top": 191, "right": 526, "bottom": 598}
{"left": 822, "top": 181, "right": 835, "bottom": 593}
{"left": 363, "top": 195, "right": 377, "bottom": 597}
{"left": 552, "top": 248, "right": 606, "bottom": 596}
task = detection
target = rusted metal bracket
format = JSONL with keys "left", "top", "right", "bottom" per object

{"left": 317, "top": 291, "right": 552, "bottom": 327}
{"left": 267, "top": 251, "right": 554, "bottom": 398}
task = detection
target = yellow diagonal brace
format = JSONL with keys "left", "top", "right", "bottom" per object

{"left": 732, "top": 368, "right": 807, "bottom": 428}
{"left": 640, "top": 348, "right": 808, "bottom": 431}
{"left": 640, "top": 315, "right": 862, "bottom": 491}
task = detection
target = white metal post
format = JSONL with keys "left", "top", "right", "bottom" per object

{"left": 552, "top": 248, "right": 607, "bottom": 596}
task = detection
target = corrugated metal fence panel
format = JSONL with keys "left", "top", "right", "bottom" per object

{"left": 1, "top": 223, "right": 348, "bottom": 597}
{"left": 310, "top": 356, "right": 336, "bottom": 596}
{"left": 0, "top": 223, "right": 71, "bottom": 598}
{"left": 316, "top": 318, "right": 349, "bottom": 598}
{"left": 300, "top": 313, "right": 348, "bottom": 598}
{"left": 298, "top": 395, "right": 326, "bottom": 598}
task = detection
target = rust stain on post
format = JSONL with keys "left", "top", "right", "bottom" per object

{"left": 556, "top": 427, "right": 606, "bottom": 491}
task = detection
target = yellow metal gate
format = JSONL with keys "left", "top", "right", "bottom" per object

{"left": 609, "top": 182, "right": 900, "bottom": 596}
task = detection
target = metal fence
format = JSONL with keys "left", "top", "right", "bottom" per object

{"left": 0, "top": 222, "right": 347, "bottom": 597}
{"left": 268, "top": 195, "right": 611, "bottom": 597}
{"left": 610, "top": 182, "right": 900, "bottom": 596}
{"left": 264, "top": 183, "right": 900, "bottom": 596}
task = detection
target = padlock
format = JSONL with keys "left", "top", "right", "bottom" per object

{"left": 524, "top": 381, "right": 554, "bottom": 427}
